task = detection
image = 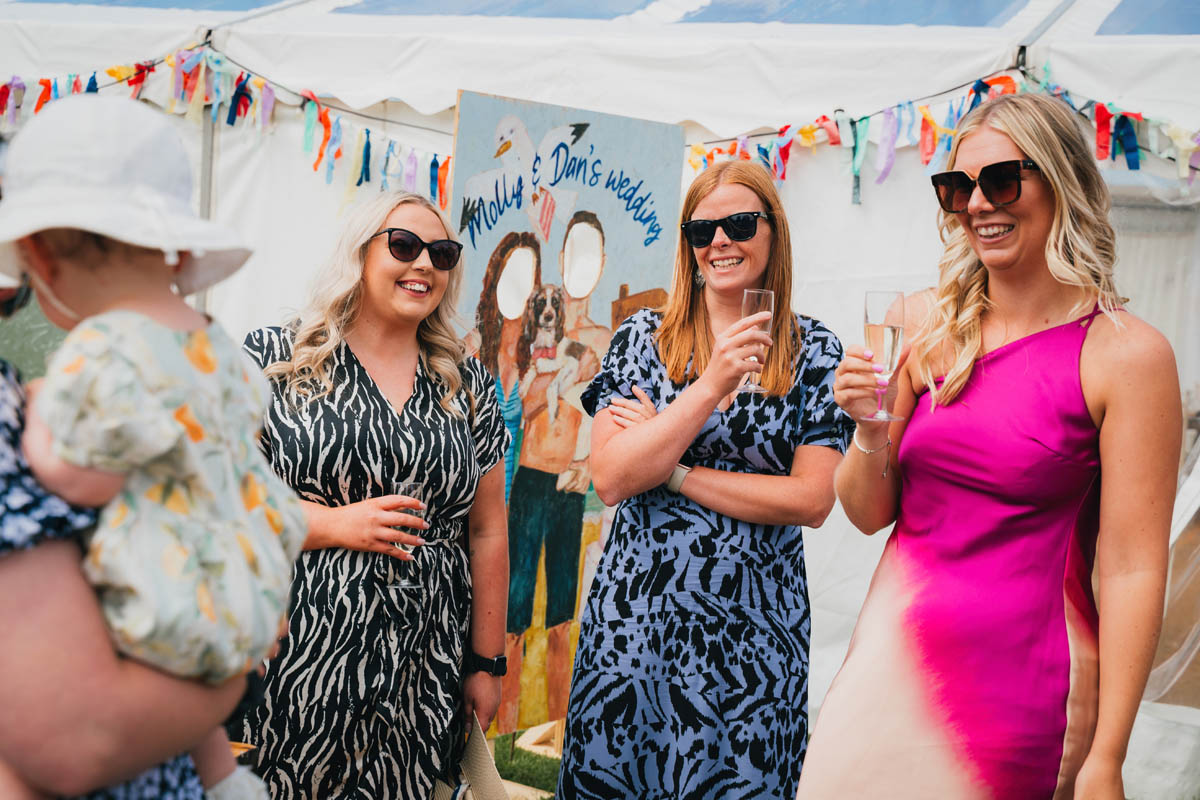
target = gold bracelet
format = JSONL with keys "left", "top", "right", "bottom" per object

{"left": 853, "top": 429, "right": 891, "bottom": 478}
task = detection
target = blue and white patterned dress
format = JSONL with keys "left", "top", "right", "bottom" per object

{"left": 0, "top": 360, "right": 205, "bottom": 800}
{"left": 557, "top": 310, "right": 852, "bottom": 800}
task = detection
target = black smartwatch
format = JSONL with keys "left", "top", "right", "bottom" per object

{"left": 465, "top": 652, "right": 508, "bottom": 676}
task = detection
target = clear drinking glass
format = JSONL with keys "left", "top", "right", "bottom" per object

{"left": 392, "top": 480, "right": 425, "bottom": 589}
{"left": 739, "top": 288, "right": 774, "bottom": 394}
{"left": 860, "top": 290, "right": 905, "bottom": 422}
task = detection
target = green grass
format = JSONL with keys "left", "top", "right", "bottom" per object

{"left": 493, "top": 732, "right": 560, "bottom": 794}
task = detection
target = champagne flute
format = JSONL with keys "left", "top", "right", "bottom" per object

{"left": 392, "top": 480, "right": 425, "bottom": 589}
{"left": 861, "top": 291, "right": 905, "bottom": 422}
{"left": 739, "top": 288, "right": 774, "bottom": 394}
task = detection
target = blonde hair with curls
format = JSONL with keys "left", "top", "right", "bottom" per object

{"left": 657, "top": 161, "right": 799, "bottom": 396}
{"left": 913, "top": 93, "right": 1123, "bottom": 408}
{"left": 264, "top": 192, "right": 472, "bottom": 418}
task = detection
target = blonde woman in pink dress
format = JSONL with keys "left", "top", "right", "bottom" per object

{"left": 798, "top": 93, "right": 1182, "bottom": 800}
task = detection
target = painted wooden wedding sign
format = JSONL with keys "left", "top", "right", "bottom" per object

{"left": 450, "top": 90, "right": 683, "bottom": 733}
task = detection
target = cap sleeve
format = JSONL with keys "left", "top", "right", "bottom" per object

{"left": 37, "top": 319, "right": 181, "bottom": 472}
{"left": 793, "top": 318, "right": 854, "bottom": 453}
{"left": 463, "top": 357, "right": 511, "bottom": 474}
{"left": 581, "top": 310, "right": 659, "bottom": 417}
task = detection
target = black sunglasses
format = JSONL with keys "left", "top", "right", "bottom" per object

{"left": 680, "top": 211, "right": 770, "bottom": 248}
{"left": 0, "top": 272, "right": 31, "bottom": 318}
{"left": 931, "top": 159, "right": 1040, "bottom": 214}
{"left": 369, "top": 227, "right": 463, "bottom": 271}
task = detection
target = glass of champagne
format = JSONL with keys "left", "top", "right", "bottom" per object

{"left": 392, "top": 480, "right": 424, "bottom": 589}
{"left": 739, "top": 288, "right": 774, "bottom": 394}
{"left": 861, "top": 291, "right": 905, "bottom": 422}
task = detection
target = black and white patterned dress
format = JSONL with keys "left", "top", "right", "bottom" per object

{"left": 557, "top": 310, "right": 853, "bottom": 800}
{"left": 0, "top": 360, "right": 205, "bottom": 800}
{"left": 237, "top": 327, "right": 509, "bottom": 800}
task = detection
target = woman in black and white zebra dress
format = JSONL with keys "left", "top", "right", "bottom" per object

{"left": 236, "top": 192, "right": 510, "bottom": 799}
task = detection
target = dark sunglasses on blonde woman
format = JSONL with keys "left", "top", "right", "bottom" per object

{"left": 930, "top": 159, "right": 1040, "bottom": 214}
{"left": 680, "top": 211, "right": 771, "bottom": 248}
{"left": 369, "top": 227, "right": 463, "bottom": 271}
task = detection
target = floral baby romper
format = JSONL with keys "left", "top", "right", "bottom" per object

{"left": 36, "top": 310, "right": 307, "bottom": 683}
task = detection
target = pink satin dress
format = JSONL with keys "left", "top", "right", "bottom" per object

{"left": 798, "top": 309, "right": 1106, "bottom": 799}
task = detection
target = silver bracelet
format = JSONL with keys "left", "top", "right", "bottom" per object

{"left": 853, "top": 429, "right": 892, "bottom": 477}
{"left": 666, "top": 463, "right": 692, "bottom": 493}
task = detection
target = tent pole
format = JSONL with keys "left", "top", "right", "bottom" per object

{"left": 196, "top": 109, "right": 215, "bottom": 314}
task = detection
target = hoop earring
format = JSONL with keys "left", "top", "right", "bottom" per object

{"left": 693, "top": 269, "right": 705, "bottom": 288}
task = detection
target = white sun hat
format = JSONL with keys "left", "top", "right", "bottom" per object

{"left": 0, "top": 94, "right": 250, "bottom": 294}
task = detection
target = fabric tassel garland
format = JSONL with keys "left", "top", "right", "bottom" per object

{"left": 344, "top": 128, "right": 365, "bottom": 202}
{"left": 918, "top": 106, "right": 936, "bottom": 165}
{"left": 9, "top": 78, "right": 25, "bottom": 123}
{"left": 324, "top": 117, "right": 343, "bottom": 185}
{"left": 51, "top": 78, "right": 59, "bottom": 101}
{"left": 796, "top": 124, "right": 819, "bottom": 153}
{"left": 312, "top": 107, "right": 332, "bottom": 171}
{"left": 756, "top": 143, "right": 772, "bottom": 174}
{"left": 380, "top": 141, "right": 397, "bottom": 191}
{"left": 357, "top": 129, "right": 372, "bottom": 186}
{"left": 71, "top": 74, "right": 82, "bottom": 94}
{"left": 967, "top": 78, "right": 991, "bottom": 113}
{"left": 0, "top": 83, "right": 9, "bottom": 118}
{"left": 429, "top": 154, "right": 440, "bottom": 202}
{"left": 85, "top": 72, "right": 97, "bottom": 93}
{"left": 259, "top": 82, "right": 275, "bottom": 132}
{"left": 127, "top": 62, "right": 154, "bottom": 99}
{"left": 814, "top": 115, "right": 840, "bottom": 146}
{"left": 438, "top": 156, "right": 451, "bottom": 209}
{"left": 302, "top": 98, "right": 318, "bottom": 153}
{"left": 835, "top": 110, "right": 854, "bottom": 148}
{"left": 900, "top": 101, "right": 916, "bottom": 147}
{"left": 34, "top": 79, "right": 52, "bottom": 114}
{"left": 775, "top": 125, "right": 793, "bottom": 180}
{"left": 226, "top": 73, "right": 251, "bottom": 126}
{"left": 875, "top": 107, "right": 898, "bottom": 184}
{"left": 1095, "top": 104, "right": 1113, "bottom": 160}
{"left": 185, "top": 62, "right": 207, "bottom": 123}
{"left": 1165, "top": 124, "right": 1199, "bottom": 179}
{"left": 405, "top": 149, "right": 418, "bottom": 192}
{"left": 1112, "top": 115, "right": 1140, "bottom": 170}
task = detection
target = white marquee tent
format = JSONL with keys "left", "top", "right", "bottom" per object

{"left": 2, "top": 0, "right": 1199, "bottom": 795}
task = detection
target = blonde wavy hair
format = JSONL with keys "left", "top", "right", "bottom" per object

{"left": 657, "top": 161, "right": 799, "bottom": 396}
{"left": 913, "top": 93, "right": 1122, "bottom": 408}
{"left": 265, "top": 192, "right": 471, "bottom": 418}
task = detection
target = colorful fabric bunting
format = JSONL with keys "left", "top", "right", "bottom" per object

{"left": 405, "top": 149, "right": 418, "bottom": 192}
{"left": 1095, "top": 104, "right": 1113, "bottom": 160}
{"left": 380, "top": 141, "right": 397, "bottom": 191}
{"left": 438, "top": 156, "right": 451, "bottom": 210}
{"left": 34, "top": 79, "right": 52, "bottom": 113}
{"left": 814, "top": 115, "right": 840, "bottom": 146}
{"left": 875, "top": 107, "right": 899, "bottom": 184}
{"left": 358, "top": 129, "right": 371, "bottom": 187}
{"left": 1113, "top": 115, "right": 1139, "bottom": 170}
{"left": 1165, "top": 125, "right": 1199, "bottom": 179}
{"left": 325, "top": 117, "right": 343, "bottom": 184}
{"left": 9, "top": 78, "right": 25, "bottom": 123}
